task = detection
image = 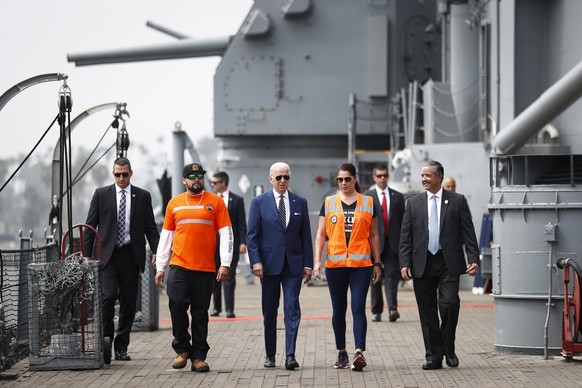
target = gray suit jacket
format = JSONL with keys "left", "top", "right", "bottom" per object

{"left": 399, "top": 189, "right": 479, "bottom": 277}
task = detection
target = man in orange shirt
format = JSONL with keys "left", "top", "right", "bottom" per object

{"left": 154, "top": 163, "right": 233, "bottom": 373}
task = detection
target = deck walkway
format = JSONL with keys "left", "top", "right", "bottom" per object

{"left": 2, "top": 275, "right": 581, "bottom": 387}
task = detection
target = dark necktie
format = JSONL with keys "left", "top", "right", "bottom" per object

{"left": 381, "top": 191, "right": 389, "bottom": 236}
{"left": 278, "top": 195, "right": 286, "bottom": 229}
{"left": 116, "top": 190, "right": 126, "bottom": 247}
{"left": 428, "top": 195, "right": 439, "bottom": 254}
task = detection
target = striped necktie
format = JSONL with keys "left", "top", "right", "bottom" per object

{"left": 278, "top": 195, "right": 286, "bottom": 229}
{"left": 116, "top": 189, "right": 126, "bottom": 247}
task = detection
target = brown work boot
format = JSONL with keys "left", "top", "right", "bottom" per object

{"left": 191, "top": 359, "right": 210, "bottom": 372}
{"left": 389, "top": 310, "right": 400, "bottom": 322}
{"left": 172, "top": 352, "right": 189, "bottom": 369}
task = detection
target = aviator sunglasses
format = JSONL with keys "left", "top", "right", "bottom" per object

{"left": 114, "top": 172, "right": 130, "bottom": 178}
{"left": 336, "top": 176, "right": 353, "bottom": 183}
{"left": 274, "top": 175, "right": 290, "bottom": 181}
{"left": 186, "top": 173, "right": 205, "bottom": 180}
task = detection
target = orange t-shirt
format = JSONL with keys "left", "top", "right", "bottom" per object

{"left": 163, "top": 191, "right": 232, "bottom": 272}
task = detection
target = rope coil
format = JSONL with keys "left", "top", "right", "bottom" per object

{"left": 33, "top": 252, "right": 94, "bottom": 301}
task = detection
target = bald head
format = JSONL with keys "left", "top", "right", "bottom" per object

{"left": 443, "top": 176, "right": 456, "bottom": 192}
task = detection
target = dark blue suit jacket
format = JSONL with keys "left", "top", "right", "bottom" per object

{"left": 247, "top": 190, "right": 313, "bottom": 275}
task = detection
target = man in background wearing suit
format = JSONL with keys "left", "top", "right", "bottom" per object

{"left": 83, "top": 157, "right": 160, "bottom": 363}
{"left": 247, "top": 162, "right": 313, "bottom": 371}
{"left": 400, "top": 160, "right": 479, "bottom": 370}
{"left": 210, "top": 171, "right": 247, "bottom": 318}
{"left": 366, "top": 165, "right": 405, "bottom": 323}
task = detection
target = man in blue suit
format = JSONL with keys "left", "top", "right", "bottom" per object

{"left": 247, "top": 162, "right": 313, "bottom": 371}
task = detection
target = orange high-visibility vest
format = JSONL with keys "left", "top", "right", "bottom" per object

{"left": 324, "top": 193, "right": 374, "bottom": 268}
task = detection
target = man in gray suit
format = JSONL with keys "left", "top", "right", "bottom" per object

{"left": 400, "top": 160, "right": 479, "bottom": 370}
{"left": 366, "top": 165, "right": 405, "bottom": 323}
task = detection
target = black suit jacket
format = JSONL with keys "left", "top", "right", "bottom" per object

{"left": 82, "top": 184, "right": 160, "bottom": 272}
{"left": 399, "top": 189, "right": 479, "bottom": 277}
{"left": 215, "top": 192, "right": 247, "bottom": 263}
{"left": 227, "top": 192, "right": 247, "bottom": 248}
{"left": 364, "top": 187, "right": 405, "bottom": 257}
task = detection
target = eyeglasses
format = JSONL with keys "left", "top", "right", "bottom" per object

{"left": 274, "top": 175, "right": 290, "bottom": 181}
{"left": 186, "top": 173, "right": 205, "bottom": 180}
{"left": 375, "top": 174, "right": 388, "bottom": 178}
{"left": 336, "top": 176, "right": 353, "bottom": 183}
{"left": 210, "top": 180, "right": 223, "bottom": 185}
{"left": 114, "top": 172, "right": 129, "bottom": 178}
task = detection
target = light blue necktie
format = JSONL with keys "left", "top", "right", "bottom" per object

{"left": 428, "top": 195, "right": 439, "bottom": 254}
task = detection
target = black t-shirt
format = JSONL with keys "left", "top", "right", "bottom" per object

{"left": 320, "top": 200, "right": 376, "bottom": 246}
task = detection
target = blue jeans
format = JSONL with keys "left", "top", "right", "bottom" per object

{"left": 326, "top": 266, "right": 373, "bottom": 351}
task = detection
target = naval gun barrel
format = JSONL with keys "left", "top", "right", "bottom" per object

{"left": 493, "top": 61, "right": 582, "bottom": 155}
{"left": 146, "top": 21, "right": 190, "bottom": 40}
{"left": 67, "top": 36, "right": 231, "bottom": 66}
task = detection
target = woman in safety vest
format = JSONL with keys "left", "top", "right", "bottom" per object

{"left": 313, "top": 163, "right": 382, "bottom": 371}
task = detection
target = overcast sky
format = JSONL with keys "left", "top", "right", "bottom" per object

{"left": 0, "top": 0, "right": 253, "bottom": 169}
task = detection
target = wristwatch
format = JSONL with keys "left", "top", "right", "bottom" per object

{"left": 374, "top": 262, "right": 384, "bottom": 269}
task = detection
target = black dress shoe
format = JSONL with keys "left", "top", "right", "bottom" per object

{"left": 264, "top": 355, "right": 276, "bottom": 368}
{"left": 114, "top": 350, "right": 131, "bottom": 361}
{"left": 421, "top": 361, "right": 442, "bottom": 370}
{"left": 210, "top": 310, "right": 220, "bottom": 317}
{"left": 285, "top": 354, "right": 299, "bottom": 370}
{"left": 372, "top": 314, "right": 382, "bottom": 322}
{"left": 226, "top": 311, "right": 236, "bottom": 318}
{"left": 445, "top": 354, "right": 459, "bottom": 368}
